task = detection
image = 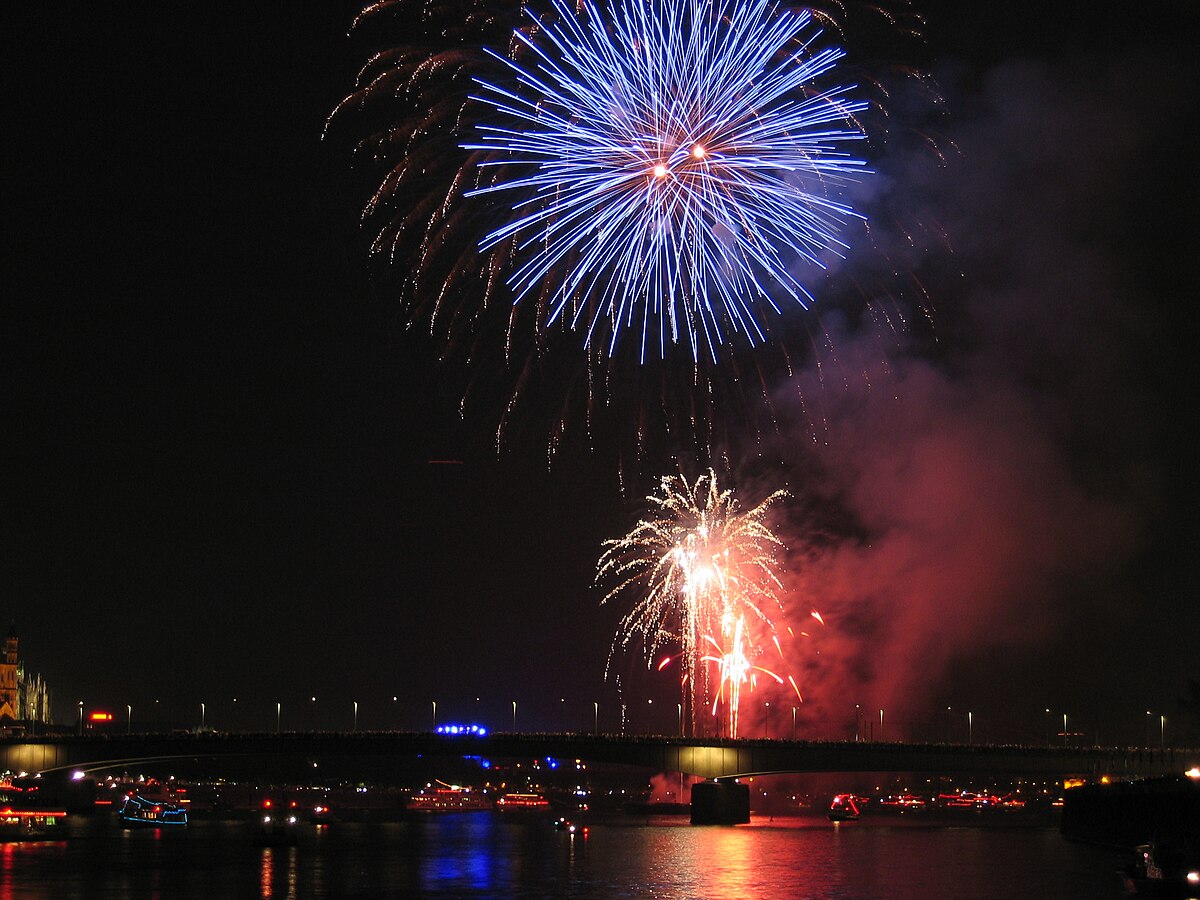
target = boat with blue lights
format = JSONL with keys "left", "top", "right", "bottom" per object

{"left": 117, "top": 793, "right": 188, "bottom": 827}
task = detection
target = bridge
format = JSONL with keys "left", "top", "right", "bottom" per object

{"left": 2, "top": 732, "right": 1195, "bottom": 783}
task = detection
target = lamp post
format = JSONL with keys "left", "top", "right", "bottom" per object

{"left": 78, "top": 701, "right": 83, "bottom": 736}
{"left": 276, "top": 702, "right": 281, "bottom": 734}
{"left": 792, "top": 706, "right": 797, "bottom": 741}
{"left": 1063, "top": 712, "right": 1068, "bottom": 747}
{"left": 431, "top": 700, "right": 437, "bottom": 731}
{"left": 200, "top": 702, "right": 206, "bottom": 731}
{"left": 594, "top": 701, "right": 599, "bottom": 734}
{"left": 512, "top": 700, "right": 517, "bottom": 733}
{"left": 854, "top": 704, "right": 861, "bottom": 742}
{"left": 1145, "top": 710, "right": 1152, "bottom": 749}
{"left": 879, "top": 708, "right": 885, "bottom": 742}
{"left": 353, "top": 701, "right": 359, "bottom": 733}
{"left": 764, "top": 701, "right": 770, "bottom": 739}
{"left": 127, "top": 704, "right": 132, "bottom": 735}
{"left": 968, "top": 711, "right": 973, "bottom": 744}
{"left": 677, "top": 703, "right": 682, "bottom": 737}
{"left": 1160, "top": 714, "right": 1166, "bottom": 751}
{"left": 1045, "top": 708, "right": 1051, "bottom": 746}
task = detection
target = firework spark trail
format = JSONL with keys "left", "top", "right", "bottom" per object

{"left": 465, "top": 0, "right": 870, "bottom": 364}
{"left": 701, "top": 615, "right": 788, "bottom": 738}
{"left": 597, "top": 470, "right": 787, "bottom": 734}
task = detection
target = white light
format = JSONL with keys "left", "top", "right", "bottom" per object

{"left": 71, "top": 771, "right": 86, "bottom": 781}
{"left": 1185, "top": 871, "right": 1198, "bottom": 884}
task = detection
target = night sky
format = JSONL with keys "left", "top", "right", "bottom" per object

{"left": 5, "top": 2, "right": 1197, "bottom": 743}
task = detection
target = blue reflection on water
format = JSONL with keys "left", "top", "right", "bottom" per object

{"left": 420, "top": 812, "right": 504, "bottom": 893}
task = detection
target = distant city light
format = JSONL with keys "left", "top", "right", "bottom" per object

{"left": 435, "top": 724, "right": 488, "bottom": 736}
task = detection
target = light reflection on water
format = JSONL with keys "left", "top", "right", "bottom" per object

{"left": 0, "top": 813, "right": 1129, "bottom": 899}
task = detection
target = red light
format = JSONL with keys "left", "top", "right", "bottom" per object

{"left": 89, "top": 712, "right": 114, "bottom": 721}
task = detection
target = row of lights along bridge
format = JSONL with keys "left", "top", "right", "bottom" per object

{"left": 73, "top": 699, "right": 1177, "bottom": 750}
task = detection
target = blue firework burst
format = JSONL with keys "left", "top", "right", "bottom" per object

{"left": 465, "top": 0, "right": 870, "bottom": 363}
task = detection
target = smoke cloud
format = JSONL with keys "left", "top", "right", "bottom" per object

{"left": 760, "top": 44, "right": 1188, "bottom": 740}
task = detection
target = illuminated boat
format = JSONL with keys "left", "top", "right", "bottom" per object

{"left": 552, "top": 816, "right": 588, "bottom": 834}
{"left": 253, "top": 800, "right": 299, "bottom": 847}
{"left": 878, "top": 793, "right": 927, "bottom": 810}
{"left": 406, "top": 784, "right": 492, "bottom": 812}
{"left": 828, "top": 793, "right": 864, "bottom": 821}
{"left": 1120, "top": 835, "right": 1200, "bottom": 897}
{"left": 495, "top": 793, "right": 551, "bottom": 812}
{"left": 0, "top": 807, "right": 67, "bottom": 841}
{"left": 117, "top": 793, "right": 188, "bottom": 827}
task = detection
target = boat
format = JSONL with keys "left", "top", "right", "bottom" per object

{"left": 0, "top": 807, "right": 67, "bottom": 842}
{"left": 828, "top": 793, "right": 865, "bottom": 821}
{"left": 1119, "top": 834, "right": 1200, "bottom": 897}
{"left": 253, "top": 800, "right": 300, "bottom": 847}
{"left": 406, "top": 784, "right": 492, "bottom": 812}
{"left": 552, "top": 816, "right": 588, "bottom": 834}
{"left": 308, "top": 804, "right": 337, "bottom": 825}
{"left": 117, "top": 793, "right": 188, "bottom": 827}
{"left": 495, "top": 793, "right": 551, "bottom": 812}
{"left": 0, "top": 774, "right": 68, "bottom": 841}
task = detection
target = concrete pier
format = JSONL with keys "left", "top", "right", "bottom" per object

{"left": 690, "top": 779, "right": 750, "bottom": 825}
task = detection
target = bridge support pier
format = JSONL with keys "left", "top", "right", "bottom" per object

{"left": 690, "top": 780, "right": 749, "bottom": 825}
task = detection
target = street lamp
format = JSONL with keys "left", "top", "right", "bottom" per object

{"left": 276, "top": 702, "right": 281, "bottom": 734}
{"left": 353, "top": 701, "right": 359, "bottom": 733}
{"left": 677, "top": 703, "right": 682, "bottom": 737}
{"left": 127, "top": 704, "right": 132, "bottom": 735}
{"left": 968, "top": 711, "right": 973, "bottom": 744}
{"left": 512, "top": 700, "right": 517, "bottom": 732}
{"left": 431, "top": 701, "right": 437, "bottom": 731}
{"left": 1145, "top": 710, "right": 1153, "bottom": 748}
{"left": 879, "top": 708, "right": 885, "bottom": 742}
{"left": 792, "top": 706, "right": 797, "bottom": 741}
{"left": 1160, "top": 714, "right": 1166, "bottom": 751}
{"left": 854, "top": 704, "right": 861, "bottom": 742}
{"left": 764, "top": 701, "right": 770, "bottom": 739}
{"left": 78, "top": 701, "right": 83, "bottom": 736}
{"left": 1045, "top": 708, "right": 1051, "bottom": 746}
{"left": 1063, "top": 712, "right": 1068, "bottom": 747}
{"left": 594, "top": 701, "right": 599, "bottom": 734}
{"left": 200, "top": 702, "right": 206, "bottom": 731}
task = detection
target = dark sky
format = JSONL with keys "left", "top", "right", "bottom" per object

{"left": 4, "top": 2, "right": 1197, "bottom": 742}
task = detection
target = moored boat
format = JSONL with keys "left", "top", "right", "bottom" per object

{"left": 495, "top": 793, "right": 551, "bottom": 812}
{"left": 0, "top": 807, "right": 67, "bottom": 842}
{"left": 406, "top": 784, "right": 492, "bottom": 812}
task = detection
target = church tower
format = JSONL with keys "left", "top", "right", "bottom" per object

{"left": 0, "top": 624, "right": 19, "bottom": 721}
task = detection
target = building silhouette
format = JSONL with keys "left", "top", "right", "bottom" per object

{"left": 0, "top": 624, "right": 52, "bottom": 731}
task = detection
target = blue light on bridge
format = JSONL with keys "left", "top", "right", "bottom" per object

{"left": 434, "top": 724, "right": 488, "bottom": 736}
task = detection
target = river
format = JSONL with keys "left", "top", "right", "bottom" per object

{"left": 0, "top": 812, "right": 1131, "bottom": 899}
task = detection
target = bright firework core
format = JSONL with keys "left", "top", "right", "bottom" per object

{"left": 597, "top": 471, "right": 799, "bottom": 738}
{"left": 465, "top": 0, "right": 870, "bottom": 363}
